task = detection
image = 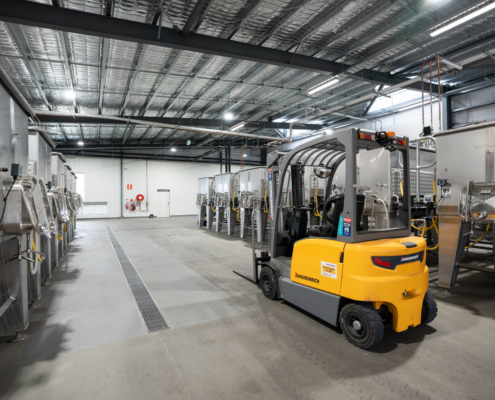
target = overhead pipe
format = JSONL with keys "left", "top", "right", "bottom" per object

{"left": 34, "top": 111, "right": 291, "bottom": 144}
{"left": 0, "top": 64, "right": 37, "bottom": 119}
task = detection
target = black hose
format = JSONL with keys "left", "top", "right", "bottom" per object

{"left": 0, "top": 177, "right": 17, "bottom": 225}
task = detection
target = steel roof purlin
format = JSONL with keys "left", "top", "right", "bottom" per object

{"left": 0, "top": 0, "right": 492, "bottom": 157}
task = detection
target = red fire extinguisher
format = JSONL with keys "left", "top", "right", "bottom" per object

{"left": 130, "top": 200, "right": 135, "bottom": 211}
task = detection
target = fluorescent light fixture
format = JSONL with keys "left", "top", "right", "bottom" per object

{"left": 243, "top": 154, "right": 248, "bottom": 157}
{"left": 308, "top": 79, "right": 339, "bottom": 95}
{"left": 224, "top": 112, "right": 234, "bottom": 120}
{"left": 430, "top": 3, "right": 495, "bottom": 37}
{"left": 171, "top": 148, "right": 176, "bottom": 152}
{"left": 230, "top": 122, "right": 245, "bottom": 131}
{"left": 65, "top": 90, "right": 75, "bottom": 100}
{"left": 325, "top": 129, "right": 333, "bottom": 135}
{"left": 77, "top": 141, "right": 84, "bottom": 146}
{"left": 273, "top": 118, "right": 286, "bottom": 123}
{"left": 440, "top": 58, "right": 463, "bottom": 71}
{"left": 186, "top": 140, "right": 191, "bottom": 145}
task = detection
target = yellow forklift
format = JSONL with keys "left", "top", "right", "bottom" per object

{"left": 239, "top": 128, "right": 437, "bottom": 349}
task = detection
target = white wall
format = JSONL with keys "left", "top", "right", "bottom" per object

{"left": 66, "top": 155, "right": 240, "bottom": 219}
{"left": 122, "top": 159, "right": 240, "bottom": 217}
{"left": 66, "top": 156, "right": 121, "bottom": 219}
{"left": 359, "top": 104, "right": 441, "bottom": 139}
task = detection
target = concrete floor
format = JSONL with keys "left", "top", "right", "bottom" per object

{"left": 1, "top": 216, "right": 495, "bottom": 400}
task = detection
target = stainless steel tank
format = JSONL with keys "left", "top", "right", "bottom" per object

{"left": 64, "top": 164, "right": 75, "bottom": 244}
{"left": 436, "top": 122, "right": 495, "bottom": 287}
{"left": 51, "top": 152, "right": 69, "bottom": 260}
{"left": 28, "top": 129, "right": 57, "bottom": 284}
{"left": 0, "top": 86, "right": 30, "bottom": 336}
{"left": 238, "top": 167, "right": 268, "bottom": 243}
{"left": 71, "top": 172, "right": 79, "bottom": 233}
{"left": 213, "top": 172, "right": 238, "bottom": 236}
{"left": 197, "top": 177, "right": 214, "bottom": 230}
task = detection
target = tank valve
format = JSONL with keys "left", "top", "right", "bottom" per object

{"left": 403, "top": 290, "right": 407, "bottom": 296}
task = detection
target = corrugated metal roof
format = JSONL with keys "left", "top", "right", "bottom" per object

{"left": 0, "top": 0, "right": 494, "bottom": 148}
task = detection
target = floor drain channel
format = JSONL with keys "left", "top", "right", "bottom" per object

{"left": 105, "top": 227, "right": 170, "bottom": 332}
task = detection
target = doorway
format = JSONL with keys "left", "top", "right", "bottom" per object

{"left": 157, "top": 190, "right": 170, "bottom": 218}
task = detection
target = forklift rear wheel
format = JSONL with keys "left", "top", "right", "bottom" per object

{"left": 340, "top": 304, "right": 384, "bottom": 349}
{"left": 259, "top": 267, "right": 278, "bottom": 300}
{"left": 421, "top": 292, "right": 438, "bottom": 325}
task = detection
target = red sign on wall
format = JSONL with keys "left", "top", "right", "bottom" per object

{"left": 127, "top": 184, "right": 132, "bottom": 190}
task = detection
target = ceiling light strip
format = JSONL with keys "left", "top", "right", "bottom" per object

{"left": 430, "top": 3, "right": 495, "bottom": 37}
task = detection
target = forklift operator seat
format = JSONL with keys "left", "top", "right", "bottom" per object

{"left": 307, "top": 193, "right": 366, "bottom": 238}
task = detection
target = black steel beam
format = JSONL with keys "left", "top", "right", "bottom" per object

{"left": 0, "top": 0, "right": 410, "bottom": 84}
{"left": 446, "top": 96, "right": 452, "bottom": 130}
{"left": 446, "top": 73, "right": 495, "bottom": 95}
{"left": 56, "top": 144, "right": 204, "bottom": 150}
{"left": 182, "top": 0, "right": 212, "bottom": 35}
{"left": 364, "top": 85, "right": 384, "bottom": 115}
{"left": 105, "top": 0, "right": 114, "bottom": 17}
{"left": 35, "top": 114, "right": 324, "bottom": 130}
{"left": 58, "top": 149, "right": 261, "bottom": 165}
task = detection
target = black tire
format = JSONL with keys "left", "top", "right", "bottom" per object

{"left": 259, "top": 267, "right": 278, "bottom": 300}
{"left": 421, "top": 291, "right": 438, "bottom": 325}
{"left": 339, "top": 304, "right": 384, "bottom": 349}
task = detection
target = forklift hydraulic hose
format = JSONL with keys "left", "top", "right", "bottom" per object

{"left": 264, "top": 189, "right": 269, "bottom": 213}
{"left": 411, "top": 219, "right": 435, "bottom": 232}
{"left": 411, "top": 217, "right": 439, "bottom": 250}
{"left": 465, "top": 224, "right": 491, "bottom": 249}
{"left": 428, "top": 217, "right": 439, "bottom": 250}
{"left": 232, "top": 191, "right": 239, "bottom": 212}
{"left": 32, "top": 238, "right": 42, "bottom": 263}
{"left": 314, "top": 185, "right": 322, "bottom": 218}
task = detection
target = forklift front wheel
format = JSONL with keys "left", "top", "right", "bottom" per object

{"left": 340, "top": 304, "right": 384, "bottom": 349}
{"left": 259, "top": 267, "right": 278, "bottom": 300}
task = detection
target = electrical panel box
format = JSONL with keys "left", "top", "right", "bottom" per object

{"left": 10, "top": 163, "right": 23, "bottom": 177}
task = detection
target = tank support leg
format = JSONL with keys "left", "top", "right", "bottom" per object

{"left": 7, "top": 332, "right": 28, "bottom": 343}
{"left": 438, "top": 218, "right": 471, "bottom": 288}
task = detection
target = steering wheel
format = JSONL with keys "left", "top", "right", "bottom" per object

{"left": 322, "top": 193, "right": 345, "bottom": 225}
